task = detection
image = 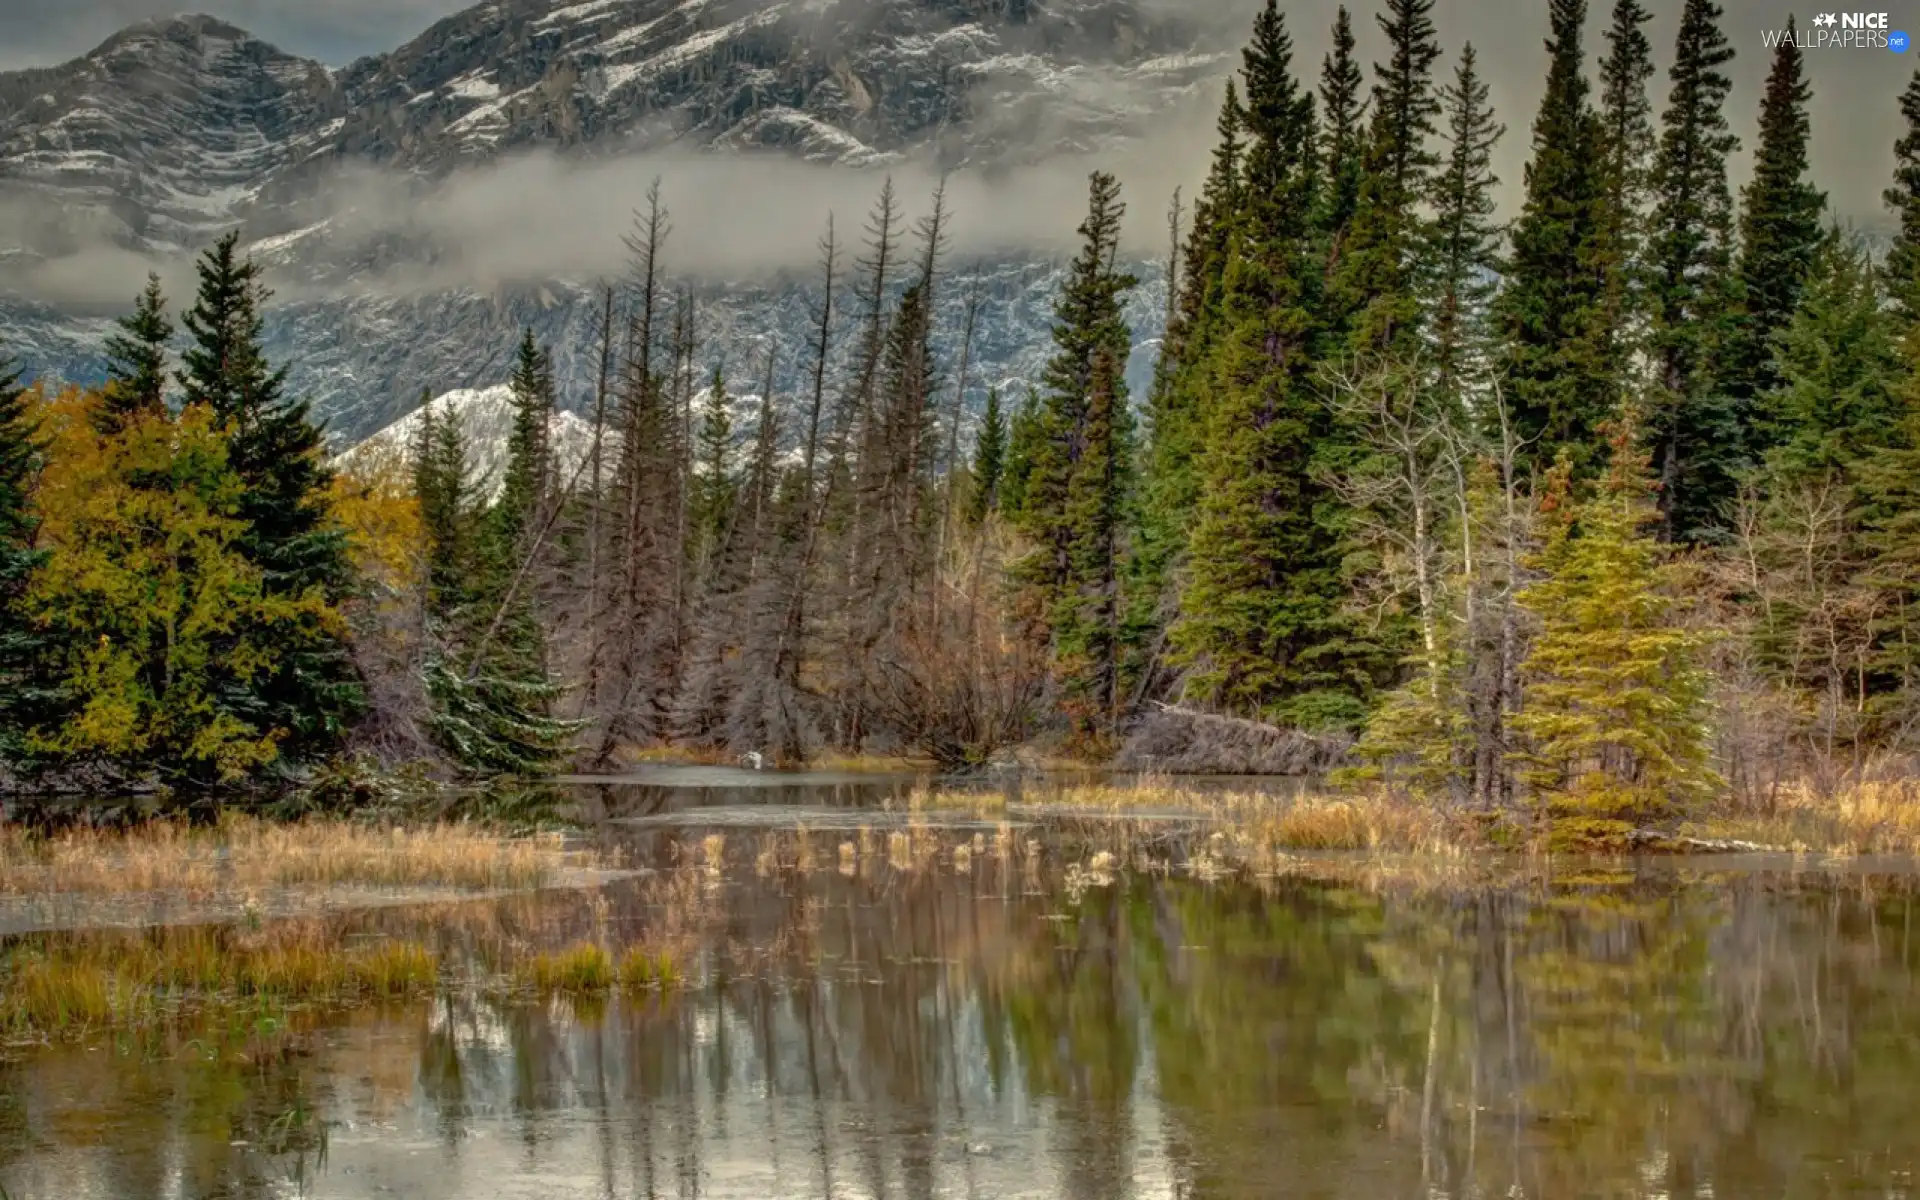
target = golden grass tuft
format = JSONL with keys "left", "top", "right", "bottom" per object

{"left": 0, "top": 816, "right": 579, "bottom": 897}
{"left": 0, "top": 926, "right": 440, "bottom": 1037}
{"left": 616, "top": 947, "right": 683, "bottom": 990}
{"left": 521, "top": 943, "right": 614, "bottom": 993}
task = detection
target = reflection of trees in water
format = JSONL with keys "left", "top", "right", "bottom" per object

{"left": 3, "top": 867, "right": 1920, "bottom": 1198}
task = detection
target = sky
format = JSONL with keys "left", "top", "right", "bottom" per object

{"left": 0, "top": 0, "right": 471, "bottom": 69}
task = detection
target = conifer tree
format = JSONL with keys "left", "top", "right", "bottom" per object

{"left": 965, "top": 387, "right": 1006, "bottom": 525}
{"left": 1001, "top": 387, "right": 1043, "bottom": 523}
{"left": 494, "top": 329, "right": 555, "bottom": 554}
{"left": 1495, "top": 0, "right": 1612, "bottom": 472}
{"left": 178, "top": 231, "right": 363, "bottom": 761}
{"left": 1594, "top": 0, "right": 1656, "bottom": 366}
{"left": 1645, "top": 0, "right": 1739, "bottom": 542}
{"left": 1726, "top": 19, "right": 1824, "bottom": 466}
{"left": 1172, "top": 1, "right": 1385, "bottom": 727}
{"left": 1884, "top": 70, "right": 1920, "bottom": 325}
{"left": 1426, "top": 43, "right": 1504, "bottom": 402}
{"left": 690, "top": 365, "right": 736, "bottom": 591}
{"left": 1130, "top": 88, "right": 1245, "bottom": 678}
{"left": 1766, "top": 230, "right": 1903, "bottom": 485}
{"left": 1017, "top": 171, "right": 1137, "bottom": 742}
{"left": 0, "top": 354, "right": 50, "bottom": 758}
{"left": 1316, "top": 7, "right": 1367, "bottom": 248}
{"left": 1512, "top": 429, "right": 1717, "bottom": 844}
{"left": 1331, "top": 0, "right": 1441, "bottom": 357}
{"left": 415, "top": 383, "right": 575, "bottom": 777}
{"left": 98, "top": 273, "right": 172, "bottom": 437}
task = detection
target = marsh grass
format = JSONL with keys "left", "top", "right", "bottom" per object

{"left": 1689, "top": 780, "right": 1920, "bottom": 855}
{"left": 515, "top": 942, "right": 684, "bottom": 994}
{"left": 1, "top": 925, "right": 439, "bottom": 1037}
{"left": 0, "top": 816, "right": 581, "bottom": 897}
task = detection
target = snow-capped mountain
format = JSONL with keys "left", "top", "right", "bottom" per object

{"left": 0, "top": 0, "right": 1212, "bottom": 443}
{"left": 340, "top": 384, "right": 606, "bottom": 499}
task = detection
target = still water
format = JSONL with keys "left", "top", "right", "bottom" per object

{"left": 2, "top": 773, "right": 1917, "bottom": 1199}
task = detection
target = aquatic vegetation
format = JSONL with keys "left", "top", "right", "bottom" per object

{"left": 0, "top": 815, "right": 586, "bottom": 897}
{"left": 520, "top": 943, "right": 614, "bottom": 993}
{"left": 617, "top": 947, "right": 682, "bottom": 990}
{"left": 0, "top": 925, "right": 440, "bottom": 1037}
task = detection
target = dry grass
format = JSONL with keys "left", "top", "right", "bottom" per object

{"left": 1, "top": 925, "right": 439, "bottom": 1037}
{"left": 1689, "top": 779, "right": 1920, "bottom": 855}
{"left": 0, "top": 816, "right": 583, "bottom": 897}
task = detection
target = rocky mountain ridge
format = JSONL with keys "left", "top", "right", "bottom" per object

{"left": 0, "top": 0, "right": 1211, "bottom": 441}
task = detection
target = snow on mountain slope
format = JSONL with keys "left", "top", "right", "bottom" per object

{"left": 0, "top": 0, "right": 1214, "bottom": 445}
{"left": 342, "top": 384, "right": 607, "bottom": 500}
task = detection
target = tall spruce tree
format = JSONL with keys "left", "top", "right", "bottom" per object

{"left": 1426, "top": 43, "right": 1505, "bottom": 402}
{"left": 1727, "top": 20, "right": 1824, "bottom": 463}
{"left": 1316, "top": 7, "right": 1368, "bottom": 249}
{"left": 1130, "top": 86, "right": 1246, "bottom": 682}
{"left": 1017, "top": 172, "right": 1137, "bottom": 742}
{"left": 1594, "top": 0, "right": 1656, "bottom": 369}
{"left": 416, "top": 382, "right": 576, "bottom": 777}
{"left": 178, "top": 232, "right": 363, "bottom": 764}
{"left": 1495, "top": 0, "right": 1613, "bottom": 472}
{"left": 1644, "top": 0, "right": 1739, "bottom": 542}
{"left": 0, "top": 354, "right": 50, "bottom": 759}
{"left": 494, "top": 329, "right": 556, "bottom": 556}
{"left": 1765, "top": 230, "right": 1903, "bottom": 485}
{"left": 1884, "top": 70, "right": 1920, "bottom": 325}
{"left": 98, "top": 273, "right": 172, "bottom": 437}
{"left": 1330, "top": 0, "right": 1442, "bottom": 358}
{"left": 1172, "top": 1, "right": 1386, "bottom": 727}
{"left": 965, "top": 387, "right": 1006, "bottom": 525}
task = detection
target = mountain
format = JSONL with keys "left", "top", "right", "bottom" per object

{"left": 0, "top": 0, "right": 1214, "bottom": 444}
{"left": 341, "top": 383, "right": 606, "bottom": 499}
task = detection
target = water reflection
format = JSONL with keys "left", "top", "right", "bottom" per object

{"left": 2, "top": 860, "right": 1917, "bottom": 1198}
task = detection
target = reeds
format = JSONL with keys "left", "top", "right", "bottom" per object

{"left": 1, "top": 925, "right": 440, "bottom": 1037}
{"left": 1690, "top": 779, "right": 1920, "bottom": 854}
{"left": 0, "top": 816, "right": 582, "bottom": 897}
{"left": 514, "top": 942, "right": 684, "bottom": 994}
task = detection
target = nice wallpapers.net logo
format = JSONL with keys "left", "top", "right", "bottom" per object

{"left": 1763, "top": 12, "right": 1910, "bottom": 51}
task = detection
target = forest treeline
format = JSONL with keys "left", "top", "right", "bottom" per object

{"left": 6, "top": 0, "right": 1920, "bottom": 839}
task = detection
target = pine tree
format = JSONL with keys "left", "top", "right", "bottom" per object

{"left": 1495, "top": 0, "right": 1613, "bottom": 472}
{"left": 1766, "top": 230, "right": 1903, "bottom": 485}
{"left": 1172, "top": 1, "right": 1385, "bottom": 728}
{"left": 1016, "top": 171, "right": 1138, "bottom": 743}
{"left": 1001, "top": 387, "right": 1043, "bottom": 522}
{"left": 415, "top": 384, "right": 575, "bottom": 778}
{"left": 1130, "top": 87, "right": 1246, "bottom": 685}
{"left": 1884, "top": 70, "right": 1920, "bottom": 325}
{"left": 1645, "top": 0, "right": 1740, "bottom": 542}
{"left": 98, "top": 273, "right": 172, "bottom": 437}
{"left": 1330, "top": 0, "right": 1441, "bottom": 358}
{"left": 1017, "top": 173, "right": 1136, "bottom": 617}
{"left": 690, "top": 365, "right": 736, "bottom": 591}
{"left": 1726, "top": 19, "right": 1824, "bottom": 466}
{"left": 0, "top": 354, "right": 51, "bottom": 759}
{"left": 1426, "top": 43, "right": 1505, "bottom": 402}
{"left": 178, "top": 231, "right": 363, "bottom": 763}
{"left": 495, "top": 329, "right": 555, "bottom": 554}
{"left": 1512, "top": 429, "right": 1717, "bottom": 846}
{"left": 965, "top": 387, "right": 1006, "bottom": 525}
{"left": 1594, "top": 0, "right": 1656, "bottom": 368}
{"left": 1316, "top": 7, "right": 1367, "bottom": 248}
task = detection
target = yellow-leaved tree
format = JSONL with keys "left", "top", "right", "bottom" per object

{"left": 26, "top": 389, "right": 334, "bottom": 783}
{"left": 1511, "top": 425, "right": 1720, "bottom": 847}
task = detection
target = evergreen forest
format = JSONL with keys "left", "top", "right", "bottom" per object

{"left": 6, "top": 0, "right": 1920, "bottom": 845}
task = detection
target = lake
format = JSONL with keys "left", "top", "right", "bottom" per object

{"left": 1, "top": 769, "right": 1916, "bottom": 1198}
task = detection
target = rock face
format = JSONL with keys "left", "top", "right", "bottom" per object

{"left": 0, "top": 1, "right": 1216, "bottom": 442}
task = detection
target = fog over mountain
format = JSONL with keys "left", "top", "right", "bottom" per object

{"left": 0, "top": 0, "right": 1909, "bottom": 442}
